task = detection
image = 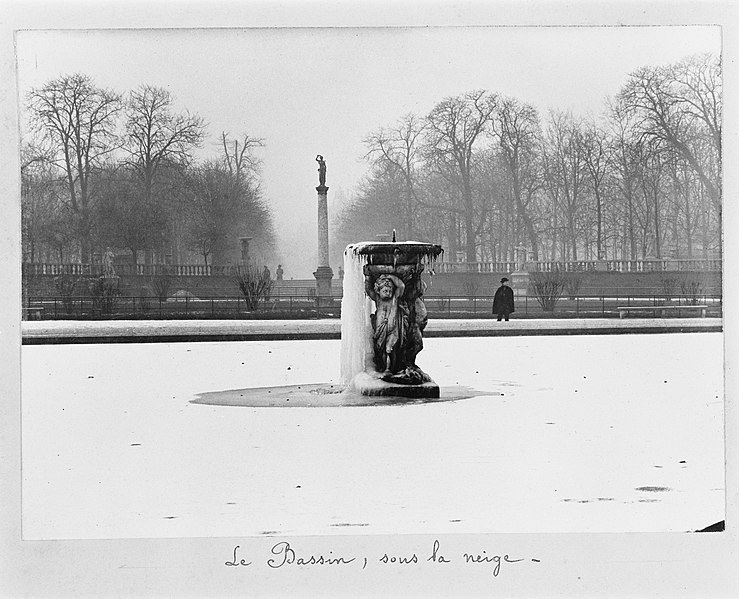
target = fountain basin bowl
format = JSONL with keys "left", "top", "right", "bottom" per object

{"left": 347, "top": 241, "right": 443, "bottom": 266}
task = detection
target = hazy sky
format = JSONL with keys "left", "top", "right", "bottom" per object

{"left": 16, "top": 26, "right": 720, "bottom": 276}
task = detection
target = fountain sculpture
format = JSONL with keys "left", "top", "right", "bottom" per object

{"left": 193, "top": 159, "right": 449, "bottom": 407}
{"left": 341, "top": 234, "right": 443, "bottom": 398}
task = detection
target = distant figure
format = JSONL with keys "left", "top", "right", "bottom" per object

{"left": 262, "top": 265, "right": 271, "bottom": 281}
{"left": 102, "top": 247, "right": 115, "bottom": 277}
{"left": 493, "top": 277, "right": 515, "bottom": 322}
{"left": 276, "top": 264, "right": 284, "bottom": 281}
{"left": 338, "top": 266, "right": 344, "bottom": 279}
{"left": 316, "top": 154, "right": 326, "bottom": 186}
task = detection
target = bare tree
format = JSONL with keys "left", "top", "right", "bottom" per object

{"left": 220, "top": 132, "right": 264, "bottom": 187}
{"left": 27, "top": 73, "right": 122, "bottom": 262}
{"left": 333, "top": 163, "right": 407, "bottom": 251}
{"left": 492, "top": 97, "right": 543, "bottom": 260}
{"left": 124, "top": 85, "right": 206, "bottom": 263}
{"left": 125, "top": 85, "right": 206, "bottom": 200}
{"left": 94, "top": 167, "right": 169, "bottom": 263}
{"left": 363, "top": 113, "right": 426, "bottom": 238}
{"left": 581, "top": 120, "right": 611, "bottom": 259}
{"left": 21, "top": 142, "right": 59, "bottom": 261}
{"left": 543, "top": 110, "right": 589, "bottom": 261}
{"left": 637, "top": 142, "right": 668, "bottom": 258}
{"left": 606, "top": 101, "right": 643, "bottom": 260}
{"left": 665, "top": 151, "right": 707, "bottom": 258}
{"left": 618, "top": 54, "right": 721, "bottom": 256}
{"left": 186, "top": 163, "right": 241, "bottom": 267}
{"left": 185, "top": 160, "right": 274, "bottom": 268}
{"left": 424, "top": 90, "right": 498, "bottom": 261}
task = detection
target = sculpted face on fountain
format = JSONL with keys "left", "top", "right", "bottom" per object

{"left": 375, "top": 276, "right": 395, "bottom": 300}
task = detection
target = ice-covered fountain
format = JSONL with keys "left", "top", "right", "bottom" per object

{"left": 192, "top": 235, "right": 449, "bottom": 407}
{"left": 341, "top": 236, "right": 443, "bottom": 398}
{"left": 193, "top": 155, "right": 449, "bottom": 406}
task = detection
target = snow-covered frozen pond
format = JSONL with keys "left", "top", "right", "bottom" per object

{"left": 21, "top": 333, "right": 724, "bottom": 539}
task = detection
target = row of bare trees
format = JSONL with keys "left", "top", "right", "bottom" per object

{"left": 21, "top": 73, "right": 275, "bottom": 267}
{"left": 335, "top": 53, "right": 721, "bottom": 264}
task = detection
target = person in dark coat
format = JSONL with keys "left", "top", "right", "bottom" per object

{"left": 493, "top": 277, "right": 515, "bottom": 321}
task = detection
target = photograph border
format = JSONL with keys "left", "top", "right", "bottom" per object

{"left": 1, "top": 1, "right": 736, "bottom": 596}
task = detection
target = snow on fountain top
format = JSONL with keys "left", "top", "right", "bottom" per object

{"left": 345, "top": 241, "right": 443, "bottom": 260}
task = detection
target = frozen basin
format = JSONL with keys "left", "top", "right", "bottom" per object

{"left": 21, "top": 333, "right": 724, "bottom": 539}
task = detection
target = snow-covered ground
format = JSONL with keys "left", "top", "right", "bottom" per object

{"left": 21, "top": 333, "right": 724, "bottom": 539}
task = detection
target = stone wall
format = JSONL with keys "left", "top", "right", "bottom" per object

{"left": 24, "top": 273, "right": 245, "bottom": 299}
{"left": 426, "top": 270, "right": 722, "bottom": 296}
{"left": 23, "top": 269, "right": 722, "bottom": 300}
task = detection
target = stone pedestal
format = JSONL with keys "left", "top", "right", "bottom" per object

{"left": 313, "top": 265, "right": 334, "bottom": 300}
{"left": 350, "top": 371, "right": 440, "bottom": 399}
{"left": 510, "top": 270, "right": 530, "bottom": 297}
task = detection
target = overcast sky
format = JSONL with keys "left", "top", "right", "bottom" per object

{"left": 16, "top": 26, "right": 719, "bottom": 277}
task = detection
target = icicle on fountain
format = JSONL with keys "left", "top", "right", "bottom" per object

{"left": 341, "top": 231, "right": 443, "bottom": 398}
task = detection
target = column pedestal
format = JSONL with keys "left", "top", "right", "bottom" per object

{"left": 510, "top": 270, "right": 530, "bottom": 298}
{"left": 313, "top": 265, "right": 334, "bottom": 303}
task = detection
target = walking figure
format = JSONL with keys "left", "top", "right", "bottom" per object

{"left": 493, "top": 277, "right": 515, "bottom": 322}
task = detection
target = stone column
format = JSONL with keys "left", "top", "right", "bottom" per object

{"left": 313, "top": 184, "right": 333, "bottom": 298}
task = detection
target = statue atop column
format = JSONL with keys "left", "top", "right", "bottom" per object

{"left": 316, "top": 154, "right": 326, "bottom": 187}
{"left": 313, "top": 154, "right": 332, "bottom": 297}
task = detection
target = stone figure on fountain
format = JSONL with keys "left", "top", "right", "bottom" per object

{"left": 364, "top": 263, "right": 432, "bottom": 386}
{"left": 366, "top": 273, "right": 406, "bottom": 374}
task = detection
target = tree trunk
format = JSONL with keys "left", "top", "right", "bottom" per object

{"left": 627, "top": 193, "right": 636, "bottom": 260}
{"left": 684, "top": 185, "right": 693, "bottom": 258}
{"left": 464, "top": 197, "right": 476, "bottom": 262}
{"left": 568, "top": 212, "right": 577, "bottom": 261}
{"left": 595, "top": 189, "right": 603, "bottom": 259}
{"left": 446, "top": 212, "right": 457, "bottom": 259}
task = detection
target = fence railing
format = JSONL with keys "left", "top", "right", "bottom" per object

{"left": 22, "top": 293, "right": 722, "bottom": 321}
{"left": 437, "top": 258, "right": 721, "bottom": 273}
{"left": 24, "top": 258, "right": 722, "bottom": 278}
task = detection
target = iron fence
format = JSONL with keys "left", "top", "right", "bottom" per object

{"left": 22, "top": 293, "right": 723, "bottom": 321}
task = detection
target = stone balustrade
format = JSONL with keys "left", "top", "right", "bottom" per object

{"left": 22, "top": 263, "right": 252, "bottom": 277}
{"left": 436, "top": 258, "right": 721, "bottom": 274}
